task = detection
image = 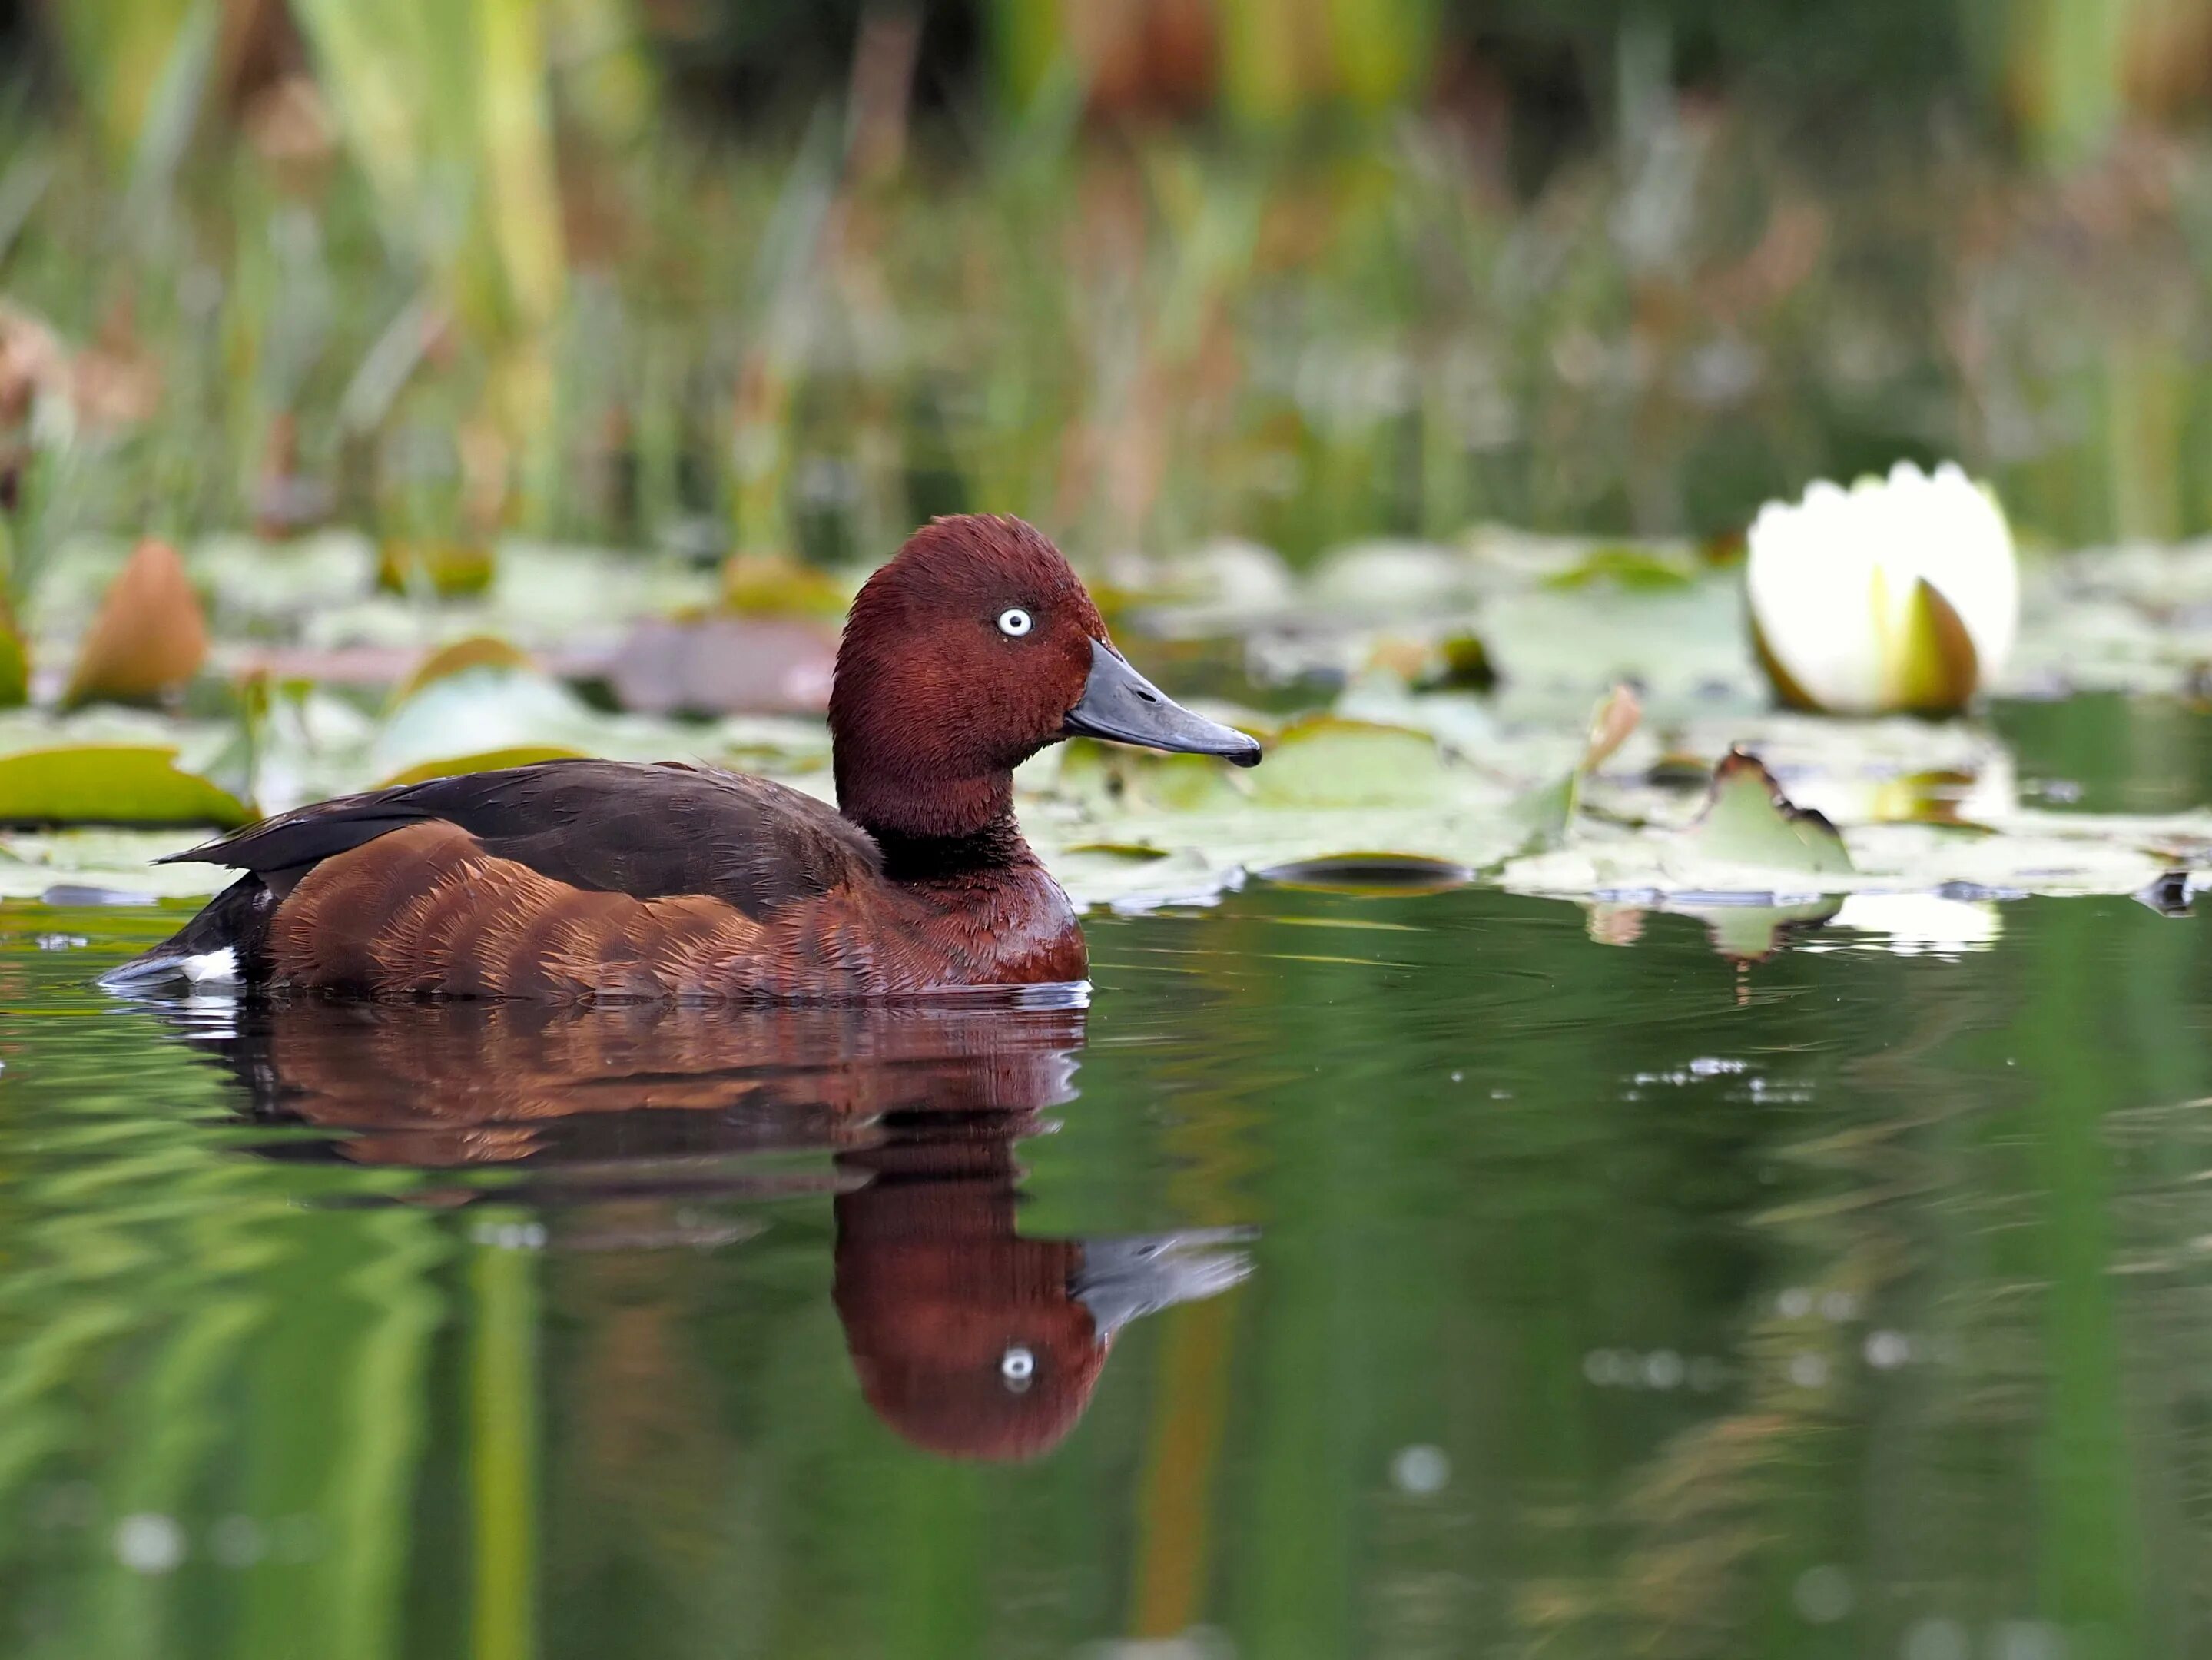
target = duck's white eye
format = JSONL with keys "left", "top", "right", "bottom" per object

{"left": 997, "top": 607, "right": 1033, "bottom": 638}
{"left": 1000, "top": 1346, "right": 1036, "bottom": 1389}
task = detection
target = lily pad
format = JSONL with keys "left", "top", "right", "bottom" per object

{"left": 380, "top": 745, "right": 590, "bottom": 787}
{"left": 0, "top": 599, "right": 26, "bottom": 709}
{"left": 1675, "top": 748, "right": 1853, "bottom": 878}
{"left": 1254, "top": 854, "right": 1474, "bottom": 895}
{"left": 390, "top": 635, "right": 537, "bottom": 706}
{"left": 0, "top": 745, "right": 253, "bottom": 828}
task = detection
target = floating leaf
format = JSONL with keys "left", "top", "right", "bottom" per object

{"left": 720, "top": 553, "right": 850, "bottom": 619}
{"left": 1674, "top": 748, "right": 1854, "bottom": 878}
{"left": 0, "top": 597, "right": 26, "bottom": 709}
{"left": 373, "top": 665, "right": 592, "bottom": 781}
{"left": 390, "top": 635, "right": 535, "bottom": 707}
{"left": 1511, "top": 683, "right": 1643, "bottom": 851}
{"left": 61, "top": 539, "right": 208, "bottom": 709}
{"left": 0, "top": 828, "right": 231, "bottom": 899}
{"left": 0, "top": 745, "right": 253, "bottom": 828}
{"left": 376, "top": 538, "right": 496, "bottom": 598}
{"left": 380, "top": 744, "right": 587, "bottom": 787}
{"left": 1249, "top": 719, "right": 1456, "bottom": 809}
{"left": 1543, "top": 544, "right": 1700, "bottom": 591}
{"left": 1255, "top": 854, "right": 1474, "bottom": 895}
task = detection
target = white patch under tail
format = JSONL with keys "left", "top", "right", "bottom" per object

{"left": 99, "top": 946, "right": 240, "bottom": 994}
{"left": 180, "top": 948, "right": 240, "bottom": 986}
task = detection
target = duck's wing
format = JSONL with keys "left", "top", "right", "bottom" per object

{"left": 162, "top": 758, "right": 881, "bottom": 917}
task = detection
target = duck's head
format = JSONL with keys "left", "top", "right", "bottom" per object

{"left": 831, "top": 514, "right": 1262, "bottom": 841}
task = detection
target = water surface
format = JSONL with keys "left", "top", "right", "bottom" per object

{"left": 2, "top": 881, "right": 2208, "bottom": 1658}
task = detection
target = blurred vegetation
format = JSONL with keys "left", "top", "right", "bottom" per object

{"left": 2, "top": 0, "right": 2211, "bottom": 593}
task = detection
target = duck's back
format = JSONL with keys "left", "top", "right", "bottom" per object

{"left": 108, "top": 759, "right": 934, "bottom": 1000}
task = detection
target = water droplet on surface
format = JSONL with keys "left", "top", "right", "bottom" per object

{"left": 1643, "top": 1350, "right": 1685, "bottom": 1389}
{"left": 1582, "top": 1349, "right": 1630, "bottom": 1386}
{"left": 1792, "top": 1565, "right": 1854, "bottom": 1622}
{"left": 114, "top": 1513, "right": 184, "bottom": 1574}
{"left": 1788, "top": 1353, "right": 1830, "bottom": 1389}
{"left": 211, "top": 1515, "right": 264, "bottom": 1568}
{"left": 1865, "top": 1330, "right": 1911, "bottom": 1369}
{"left": 1390, "top": 1443, "right": 1450, "bottom": 1495}
{"left": 1778, "top": 1287, "right": 1813, "bottom": 1318}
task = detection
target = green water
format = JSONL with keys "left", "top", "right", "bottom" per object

{"left": 0, "top": 876, "right": 2208, "bottom": 1658}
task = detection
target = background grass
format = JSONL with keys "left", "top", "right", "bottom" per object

{"left": 2, "top": 0, "right": 2212, "bottom": 587}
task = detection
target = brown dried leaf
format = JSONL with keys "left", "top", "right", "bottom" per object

{"left": 61, "top": 540, "right": 208, "bottom": 709}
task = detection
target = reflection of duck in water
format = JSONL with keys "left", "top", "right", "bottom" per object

{"left": 166, "top": 997, "right": 1252, "bottom": 1461}
{"left": 836, "top": 1119, "right": 1250, "bottom": 1462}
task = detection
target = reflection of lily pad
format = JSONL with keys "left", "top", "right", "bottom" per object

{"left": 1674, "top": 897, "right": 1841, "bottom": 963}
{"left": 0, "top": 745, "right": 254, "bottom": 828}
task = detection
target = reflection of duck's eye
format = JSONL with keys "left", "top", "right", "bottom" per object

{"left": 1000, "top": 1346, "right": 1036, "bottom": 1392}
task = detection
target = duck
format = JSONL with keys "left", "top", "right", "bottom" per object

{"left": 104, "top": 514, "right": 1261, "bottom": 1001}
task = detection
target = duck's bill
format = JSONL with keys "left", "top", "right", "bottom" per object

{"left": 1063, "top": 639, "right": 1262, "bottom": 766}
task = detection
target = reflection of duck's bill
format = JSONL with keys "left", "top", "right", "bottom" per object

{"left": 1073, "top": 1226, "right": 1259, "bottom": 1337}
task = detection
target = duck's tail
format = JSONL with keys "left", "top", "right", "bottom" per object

{"left": 100, "top": 875, "right": 277, "bottom": 994}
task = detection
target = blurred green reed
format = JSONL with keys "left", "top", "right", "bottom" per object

{"left": 4, "top": 0, "right": 2212, "bottom": 573}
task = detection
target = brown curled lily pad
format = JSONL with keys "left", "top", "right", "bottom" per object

{"left": 61, "top": 540, "right": 209, "bottom": 709}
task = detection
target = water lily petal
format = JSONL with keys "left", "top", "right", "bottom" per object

{"left": 1746, "top": 489, "right": 1890, "bottom": 712}
{"left": 1747, "top": 461, "right": 2016, "bottom": 716}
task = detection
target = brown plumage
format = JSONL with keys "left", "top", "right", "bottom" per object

{"left": 106, "top": 515, "right": 1261, "bottom": 1001}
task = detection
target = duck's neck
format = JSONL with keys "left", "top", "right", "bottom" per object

{"left": 869, "top": 815, "right": 1036, "bottom": 885}
{"left": 838, "top": 768, "right": 1036, "bottom": 885}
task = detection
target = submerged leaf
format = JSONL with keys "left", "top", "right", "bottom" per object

{"left": 61, "top": 539, "right": 208, "bottom": 708}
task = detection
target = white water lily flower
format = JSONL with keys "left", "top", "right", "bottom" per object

{"left": 1747, "top": 462, "right": 2017, "bottom": 716}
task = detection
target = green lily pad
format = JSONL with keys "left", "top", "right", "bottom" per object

{"left": 0, "top": 745, "right": 254, "bottom": 828}
{"left": 1676, "top": 749, "right": 1854, "bottom": 877}
{"left": 379, "top": 745, "right": 590, "bottom": 787}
